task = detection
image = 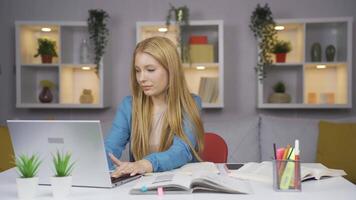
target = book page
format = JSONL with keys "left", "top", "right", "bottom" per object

{"left": 229, "top": 161, "right": 273, "bottom": 183}
{"left": 191, "top": 174, "right": 252, "bottom": 194}
{"left": 173, "top": 162, "right": 219, "bottom": 175}
{"left": 302, "top": 166, "right": 346, "bottom": 180}
{"left": 130, "top": 173, "right": 193, "bottom": 194}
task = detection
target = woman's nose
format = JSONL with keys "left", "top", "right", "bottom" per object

{"left": 138, "top": 71, "right": 146, "bottom": 82}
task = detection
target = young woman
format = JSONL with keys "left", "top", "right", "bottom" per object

{"left": 105, "top": 36, "right": 205, "bottom": 178}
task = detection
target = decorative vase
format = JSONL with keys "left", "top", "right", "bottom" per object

{"left": 79, "top": 89, "right": 94, "bottom": 104}
{"left": 80, "top": 39, "right": 90, "bottom": 64}
{"left": 51, "top": 176, "right": 72, "bottom": 198}
{"left": 41, "top": 55, "right": 53, "bottom": 63}
{"left": 16, "top": 177, "right": 39, "bottom": 199}
{"left": 311, "top": 42, "right": 322, "bottom": 62}
{"left": 325, "top": 44, "right": 336, "bottom": 62}
{"left": 39, "top": 87, "right": 53, "bottom": 103}
{"left": 268, "top": 93, "right": 291, "bottom": 103}
{"left": 275, "top": 53, "right": 287, "bottom": 63}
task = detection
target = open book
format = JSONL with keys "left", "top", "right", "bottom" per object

{"left": 229, "top": 161, "right": 346, "bottom": 183}
{"left": 171, "top": 161, "right": 220, "bottom": 174}
{"left": 130, "top": 172, "right": 252, "bottom": 194}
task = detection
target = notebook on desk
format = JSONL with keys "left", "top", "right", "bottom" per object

{"left": 7, "top": 120, "right": 141, "bottom": 188}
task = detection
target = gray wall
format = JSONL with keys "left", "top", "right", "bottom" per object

{"left": 1, "top": 0, "right": 356, "bottom": 162}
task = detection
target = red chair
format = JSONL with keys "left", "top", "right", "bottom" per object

{"left": 200, "top": 132, "right": 228, "bottom": 163}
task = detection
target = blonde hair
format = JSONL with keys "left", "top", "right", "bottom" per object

{"left": 130, "top": 36, "right": 204, "bottom": 161}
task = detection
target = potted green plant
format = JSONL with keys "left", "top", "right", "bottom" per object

{"left": 249, "top": 3, "right": 277, "bottom": 80}
{"left": 14, "top": 153, "right": 41, "bottom": 199}
{"left": 51, "top": 150, "right": 75, "bottom": 198}
{"left": 34, "top": 38, "right": 58, "bottom": 63}
{"left": 87, "top": 9, "right": 110, "bottom": 74}
{"left": 39, "top": 80, "right": 55, "bottom": 103}
{"left": 271, "top": 40, "right": 292, "bottom": 63}
{"left": 268, "top": 81, "right": 291, "bottom": 103}
{"left": 165, "top": 3, "right": 190, "bottom": 62}
{"left": 166, "top": 3, "right": 189, "bottom": 26}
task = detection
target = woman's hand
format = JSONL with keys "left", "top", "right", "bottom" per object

{"left": 109, "top": 153, "right": 153, "bottom": 178}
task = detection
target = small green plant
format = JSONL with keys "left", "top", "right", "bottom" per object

{"left": 273, "top": 81, "right": 286, "bottom": 93}
{"left": 15, "top": 154, "right": 41, "bottom": 178}
{"left": 34, "top": 38, "right": 58, "bottom": 57}
{"left": 271, "top": 40, "right": 292, "bottom": 54}
{"left": 52, "top": 150, "right": 75, "bottom": 177}
{"left": 40, "top": 80, "right": 55, "bottom": 89}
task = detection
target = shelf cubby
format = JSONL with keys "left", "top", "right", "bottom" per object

{"left": 305, "top": 21, "right": 348, "bottom": 62}
{"left": 15, "top": 21, "right": 110, "bottom": 109}
{"left": 136, "top": 21, "right": 224, "bottom": 108}
{"left": 263, "top": 65, "right": 303, "bottom": 104}
{"left": 20, "top": 65, "right": 59, "bottom": 104}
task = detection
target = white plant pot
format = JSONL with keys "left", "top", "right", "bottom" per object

{"left": 16, "top": 177, "right": 39, "bottom": 199}
{"left": 51, "top": 176, "right": 72, "bottom": 198}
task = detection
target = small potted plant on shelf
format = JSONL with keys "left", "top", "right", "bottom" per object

{"left": 34, "top": 38, "right": 58, "bottom": 64}
{"left": 39, "top": 80, "right": 55, "bottom": 103}
{"left": 268, "top": 81, "right": 291, "bottom": 103}
{"left": 271, "top": 40, "right": 292, "bottom": 63}
{"left": 14, "top": 153, "right": 41, "bottom": 199}
{"left": 51, "top": 150, "right": 75, "bottom": 198}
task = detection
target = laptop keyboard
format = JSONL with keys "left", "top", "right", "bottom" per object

{"left": 111, "top": 174, "right": 139, "bottom": 184}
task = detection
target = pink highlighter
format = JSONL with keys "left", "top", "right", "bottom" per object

{"left": 276, "top": 148, "right": 285, "bottom": 160}
{"left": 294, "top": 140, "right": 301, "bottom": 189}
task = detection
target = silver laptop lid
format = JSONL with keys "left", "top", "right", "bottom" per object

{"left": 7, "top": 120, "right": 112, "bottom": 188}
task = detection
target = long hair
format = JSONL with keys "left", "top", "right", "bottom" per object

{"left": 130, "top": 36, "right": 204, "bottom": 161}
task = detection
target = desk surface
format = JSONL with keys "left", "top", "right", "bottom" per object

{"left": 1, "top": 165, "right": 356, "bottom": 200}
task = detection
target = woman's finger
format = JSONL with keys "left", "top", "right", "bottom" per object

{"left": 109, "top": 153, "right": 122, "bottom": 166}
{"left": 112, "top": 163, "right": 130, "bottom": 177}
{"left": 130, "top": 169, "right": 138, "bottom": 176}
{"left": 111, "top": 169, "right": 122, "bottom": 178}
{"left": 116, "top": 162, "right": 129, "bottom": 172}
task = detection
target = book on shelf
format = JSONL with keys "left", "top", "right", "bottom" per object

{"left": 130, "top": 172, "right": 252, "bottom": 194}
{"left": 198, "top": 77, "right": 219, "bottom": 103}
{"left": 228, "top": 161, "right": 346, "bottom": 183}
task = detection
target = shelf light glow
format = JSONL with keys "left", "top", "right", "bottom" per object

{"left": 274, "top": 25, "right": 285, "bottom": 31}
{"left": 316, "top": 65, "right": 326, "bottom": 69}
{"left": 81, "top": 66, "right": 91, "bottom": 70}
{"left": 196, "top": 65, "right": 206, "bottom": 70}
{"left": 41, "top": 27, "right": 52, "bottom": 32}
{"left": 158, "top": 27, "right": 168, "bottom": 32}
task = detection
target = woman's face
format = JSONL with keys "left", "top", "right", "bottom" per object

{"left": 135, "top": 52, "right": 169, "bottom": 98}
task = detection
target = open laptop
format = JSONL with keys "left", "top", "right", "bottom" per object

{"left": 7, "top": 120, "right": 141, "bottom": 188}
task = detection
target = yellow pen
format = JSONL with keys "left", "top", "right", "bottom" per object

{"left": 279, "top": 148, "right": 295, "bottom": 190}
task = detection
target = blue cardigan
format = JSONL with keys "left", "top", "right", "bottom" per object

{"left": 105, "top": 95, "right": 202, "bottom": 172}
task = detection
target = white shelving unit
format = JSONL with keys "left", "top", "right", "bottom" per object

{"left": 136, "top": 20, "right": 224, "bottom": 108}
{"left": 258, "top": 17, "right": 352, "bottom": 109}
{"left": 15, "top": 21, "right": 111, "bottom": 109}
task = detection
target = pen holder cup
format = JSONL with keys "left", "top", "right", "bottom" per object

{"left": 272, "top": 159, "right": 301, "bottom": 192}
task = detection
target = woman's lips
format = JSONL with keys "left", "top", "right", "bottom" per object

{"left": 142, "top": 86, "right": 152, "bottom": 91}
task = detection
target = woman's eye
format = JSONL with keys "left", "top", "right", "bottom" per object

{"left": 135, "top": 69, "right": 140, "bottom": 73}
{"left": 147, "top": 68, "right": 155, "bottom": 72}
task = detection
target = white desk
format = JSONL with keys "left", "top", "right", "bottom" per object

{"left": 1, "top": 167, "right": 355, "bottom": 200}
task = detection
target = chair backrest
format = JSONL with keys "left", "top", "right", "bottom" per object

{"left": 200, "top": 132, "right": 228, "bottom": 163}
